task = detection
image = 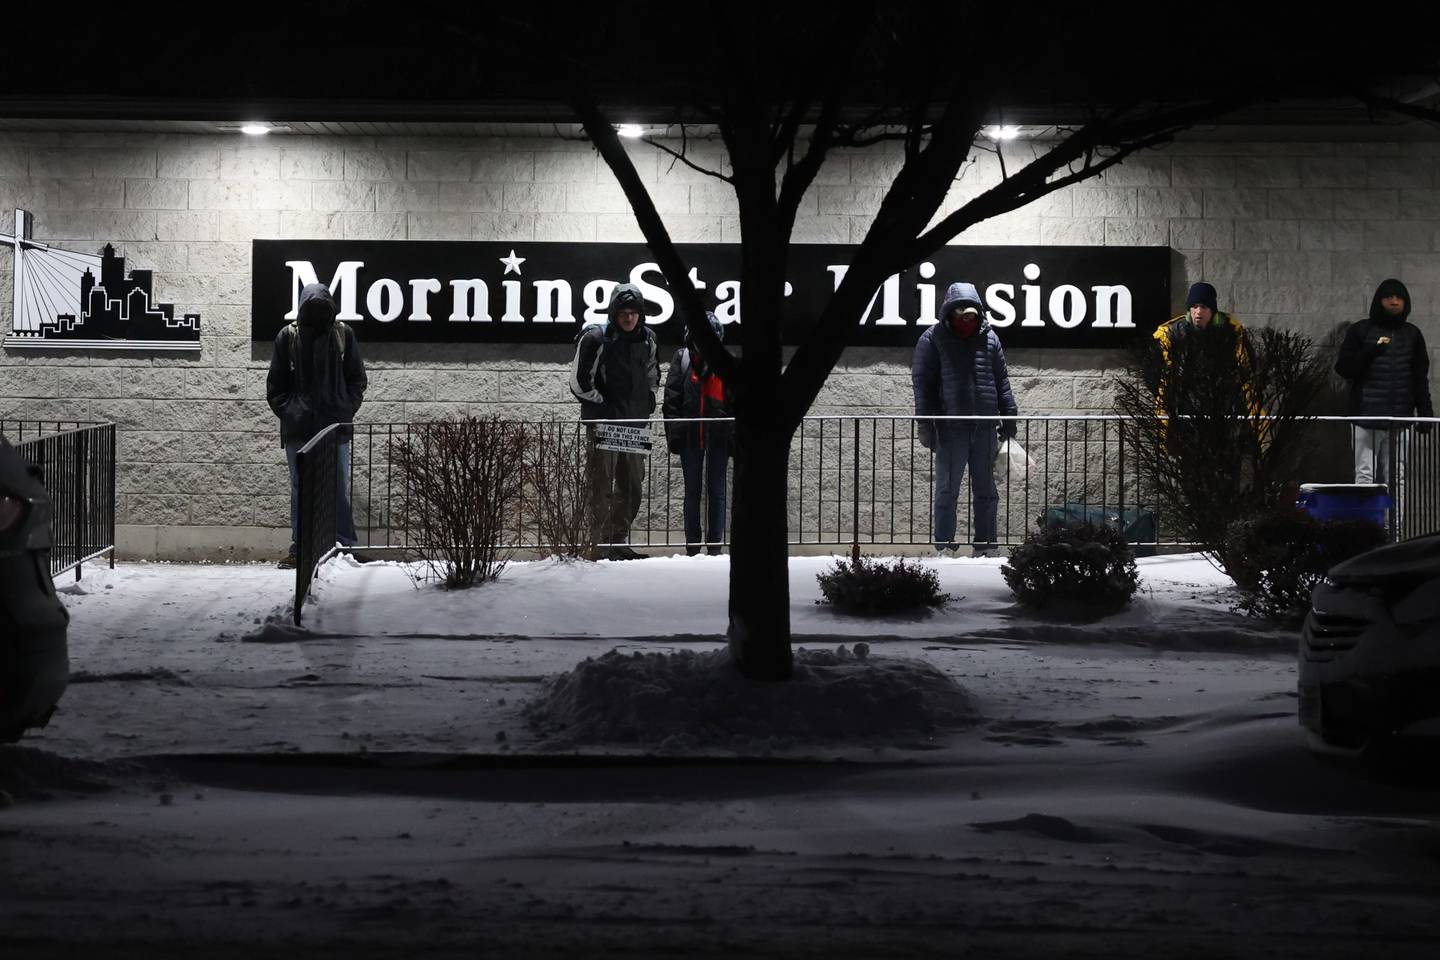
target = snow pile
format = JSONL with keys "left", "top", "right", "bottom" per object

{"left": 239, "top": 619, "right": 315, "bottom": 644}
{"left": 0, "top": 746, "right": 150, "bottom": 803}
{"left": 524, "top": 643, "right": 979, "bottom": 751}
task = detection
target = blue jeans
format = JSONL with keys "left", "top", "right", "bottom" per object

{"left": 680, "top": 445, "right": 728, "bottom": 551}
{"left": 933, "top": 426, "right": 998, "bottom": 550}
{"left": 285, "top": 438, "right": 356, "bottom": 554}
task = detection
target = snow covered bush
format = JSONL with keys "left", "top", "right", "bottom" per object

{"left": 815, "top": 556, "right": 949, "bottom": 615}
{"left": 388, "top": 416, "right": 530, "bottom": 588}
{"left": 1225, "top": 509, "right": 1385, "bottom": 625}
{"left": 1002, "top": 520, "right": 1138, "bottom": 613}
{"left": 523, "top": 418, "right": 598, "bottom": 561}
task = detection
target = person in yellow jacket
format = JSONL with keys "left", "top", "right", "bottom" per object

{"left": 1153, "top": 282, "right": 1244, "bottom": 365}
{"left": 1151, "top": 281, "right": 1266, "bottom": 443}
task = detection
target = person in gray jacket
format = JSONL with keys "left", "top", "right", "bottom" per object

{"left": 265, "top": 283, "right": 368, "bottom": 569}
{"left": 912, "top": 282, "right": 1018, "bottom": 557}
{"left": 569, "top": 282, "right": 660, "bottom": 560}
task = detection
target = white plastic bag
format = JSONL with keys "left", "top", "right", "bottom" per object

{"left": 993, "top": 438, "right": 1036, "bottom": 484}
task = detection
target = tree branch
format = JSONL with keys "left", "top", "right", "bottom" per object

{"left": 908, "top": 97, "right": 1249, "bottom": 261}
{"left": 772, "top": 99, "right": 810, "bottom": 168}
{"left": 774, "top": 94, "right": 841, "bottom": 230}
{"left": 643, "top": 128, "right": 735, "bottom": 185}
{"left": 570, "top": 92, "right": 735, "bottom": 381}
{"left": 831, "top": 125, "right": 928, "bottom": 148}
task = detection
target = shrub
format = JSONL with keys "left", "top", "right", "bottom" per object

{"left": 1002, "top": 520, "right": 1139, "bottom": 613}
{"left": 523, "top": 418, "right": 598, "bottom": 561}
{"left": 816, "top": 556, "right": 950, "bottom": 615}
{"left": 1225, "top": 509, "right": 1386, "bottom": 625}
{"left": 389, "top": 416, "right": 530, "bottom": 588}
{"left": 1111, "top": 325, "right": 1331, "bottom": 583}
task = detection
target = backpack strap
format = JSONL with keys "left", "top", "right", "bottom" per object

{"left": 286, "top": 321, "right": 302, "bottom": 390}
{"left": 287, "top": 320, "right": 347, "bottom": 388}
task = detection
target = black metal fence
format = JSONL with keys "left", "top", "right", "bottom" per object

{"left": 2, "top": 422, "right": 116, "bottom": 580}
{"left": 323, "top": 414, "right": 1439, "bottom": 556}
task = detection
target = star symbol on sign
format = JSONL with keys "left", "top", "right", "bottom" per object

{"left": 500, "top": 250, "right": 526, "bottom": 276}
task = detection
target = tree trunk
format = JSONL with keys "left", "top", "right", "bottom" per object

{"left": 726, "top": 402, "right": 795, "bottom": 682}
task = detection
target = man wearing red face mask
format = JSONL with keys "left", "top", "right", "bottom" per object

{"left": 911, "top": 282, "right": 1019, "bottom": 557}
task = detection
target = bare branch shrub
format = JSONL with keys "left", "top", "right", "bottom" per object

{"left": 389, "top": 416, "right": 530, "bottom": 588}
{"left": 523, "top": 418, "right": 597, "bottom": 561}
{"left": 1112, "top": 325, "right": 1330, "bottom": 585}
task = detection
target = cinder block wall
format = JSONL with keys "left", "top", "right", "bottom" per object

{"left": 0, "top": 131, "right": 1436, "bottom": 557}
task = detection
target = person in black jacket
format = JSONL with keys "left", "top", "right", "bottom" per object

{"left": 663, "top": 312, "right": 733, "bottom": 556}
{"left": 1335, "top": 278, "right": 1434, "bottom": 492}
{"left": 912, "top": 282, "right": 1018, "bottom": 557}
{"left": 569, "top": 282, "right": 660, "bottom": 560}
{"left": 265, "top": 283, "right": 368, "bottom": 569}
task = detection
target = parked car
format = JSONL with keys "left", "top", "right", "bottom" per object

{"left": 1298, "top": 533, "right": 1440, "bottom": 755}
{"left": 0, "top": 437, "right": 69, "bottom": 741}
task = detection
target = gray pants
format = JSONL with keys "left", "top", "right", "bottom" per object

{"left": 588, "top": 429, "right": 645, "bottom": 544}
{"left": 1352, "top": 425, "right": 1407, "bottom": 526}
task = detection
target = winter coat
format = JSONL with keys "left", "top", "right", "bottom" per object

{"left": 1150, "top": 311, "right": 1265, "bottom": 418}
{"left": 265, "top": 283, "right": 368, "bottom": 446}
{"left": 663, "top": 349, "right": 734, "bottom": 453}
{"left": 1335, "top": 278, "right": 1434, "bottom": 426}
{"left": 1152, "top": 310, "right": 1247, "bottom": 368}
{"left": 568, "top": 282, "right": 660, "bottom": 423}
{"left": 911, "top": 282, "right": 1018, "bottom": 449}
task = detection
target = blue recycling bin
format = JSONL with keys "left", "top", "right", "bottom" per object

{"left": 1295, "top": 483, "right": 1390, "bottom": 526}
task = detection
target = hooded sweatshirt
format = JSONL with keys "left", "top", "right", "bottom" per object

{"left": 911, "top": 282, "right": 1018, "bottom": 444}
{"left": 1335, "top": 278, "right": 1433, "bottom": 421}
{"left": 265, "top": 283, "right": 368, "bottom": 445}
{"left": 569, "top": 282, "right": 660, "bottom": 423}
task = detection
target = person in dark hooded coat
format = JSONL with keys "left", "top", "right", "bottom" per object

{"left": 663, "top": 312, "right": 733, "bottom": 555}
{"left": 265, "top": 282, "right": 368, "bottom": 568}
{"left": 911, "top": 281, "right": 1018, "bottom": 556}
{"left": 1335, "top": 278, "right": 1434, "bottom": 488}
{"left": 569, "top": 282, "right": 660, "bottom": 559}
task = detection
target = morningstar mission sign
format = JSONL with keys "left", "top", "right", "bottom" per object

{"left": 251, "top": 241, "right": 1169, "bottom": 348}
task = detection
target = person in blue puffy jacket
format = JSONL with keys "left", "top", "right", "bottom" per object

{"left": 911, "top": 282, "right": 1018, "bottom": 557}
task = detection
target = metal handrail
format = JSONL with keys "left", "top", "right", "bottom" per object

{"left": 293, "top": 423, "right": 346, "bottom": 625}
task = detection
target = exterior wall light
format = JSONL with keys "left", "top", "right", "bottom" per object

{"left": 985, "top": 125, "right": 1020, "bottom": 140}
{"left": 615, "top": 124, "right": 645, "bottom": 138}
{"left": 240, "top": 123, "right": 272, "bottom": 136}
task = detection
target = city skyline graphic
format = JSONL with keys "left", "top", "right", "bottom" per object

{"left": 3, "top": 209, "right": 201, "bottom": 350}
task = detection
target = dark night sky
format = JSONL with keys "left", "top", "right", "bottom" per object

{"left": 6, "top": 3, "right": 1438, "bottom": 123}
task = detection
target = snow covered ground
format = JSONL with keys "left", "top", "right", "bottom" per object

{"left": 4, "top": 553, "right": 1439, "bottom": 957}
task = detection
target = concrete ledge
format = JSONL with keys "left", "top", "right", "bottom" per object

{"left": 118, "top": 524, "right": 289, "bottom": 561}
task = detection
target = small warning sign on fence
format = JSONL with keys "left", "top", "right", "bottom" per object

{"left": 594, "top": 423, "right": 653, "bottom": 455}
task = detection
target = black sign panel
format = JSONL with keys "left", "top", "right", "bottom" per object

{"left": 251, "top": 241, "right": 1169, "bottom": 348}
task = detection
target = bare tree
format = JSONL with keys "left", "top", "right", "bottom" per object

{"left": 510, "top": 6, "right": 1438, "bottom": 679}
